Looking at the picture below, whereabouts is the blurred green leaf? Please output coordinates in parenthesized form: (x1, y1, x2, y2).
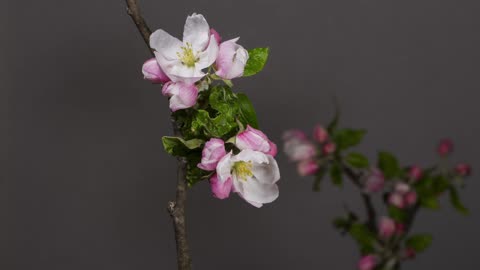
(332, 129, 367, 151)
(378, 151, 400, 179)
(346, 152, 370, 168)
(313, 167, 327, 191)
(449, 186, 469, 215)
(388, 206, 408, 222)
(406, 234, 433, 253)
(349, 223, 376, 254)
(243, 48, 269, 77)
(330, 162, 343, 187)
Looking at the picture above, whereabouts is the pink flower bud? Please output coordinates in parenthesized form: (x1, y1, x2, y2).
(364, 169, 385, 193)
(408, 165, 423, 181)
(395, 222, 406, 235)
(388, 192, 405, 208)
(437, 138, 453, 156)
(236, 125, 277, 156)
(297, 160, 319, 176)
(378, 216, 396, 238)
(215, 38, 249, 79)
(322, 142, 336, 155)
(455, 163, 472, 177)
(358, 255, 378, 270)
(142, 58, 170, 84)
(313, 125, 329, 143)
(162, 82, 199, 112)
(209, 173, 232, 199)
(197, 138, 227, 171)
(283, 129, 307, 141)
(404, 191, 417, 206)
(210, 28, 222, 45)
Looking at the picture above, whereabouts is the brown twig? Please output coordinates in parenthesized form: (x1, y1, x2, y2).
(125, 1, 192, 269)
(341, 163, 377, 231)
(126, 0, 154, 56)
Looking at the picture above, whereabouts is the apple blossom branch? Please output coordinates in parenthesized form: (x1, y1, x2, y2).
(125, 1, 192, 269)
(283, 123, 471, 270)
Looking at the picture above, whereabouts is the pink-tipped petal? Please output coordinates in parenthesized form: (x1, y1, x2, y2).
(161, 82, 198, 112)
(236, 125, 277, 155)
(210, 174, 232, 199)
(142, 58, 170, 83)
(198, 138, 227, 171)
(210, 28, 222, 44)
(267, 141, 278, 157)
(215, 38, 249, 79)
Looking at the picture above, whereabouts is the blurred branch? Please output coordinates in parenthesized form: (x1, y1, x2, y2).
(125, 1, 191, 269)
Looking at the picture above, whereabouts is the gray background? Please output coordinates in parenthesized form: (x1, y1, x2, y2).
(3, 0, 480, 269)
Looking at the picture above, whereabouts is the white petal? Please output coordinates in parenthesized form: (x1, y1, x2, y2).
(251, 155, 280, 184)
(167, 63, 205, 84)
(150, 29, 183, 60)
(233, 149, 269, 164)
(216, 152, 233, 183)
(196, 35, 219, 69)
(233, 177, 279, 206)
(183, 13, 210, 51)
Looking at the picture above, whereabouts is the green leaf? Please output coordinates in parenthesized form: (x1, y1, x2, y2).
(331, 129, 367, 151)
(378, 151, 400, 179)
(346, 152, 370, 168)
(349, 223, 376, 253)
(236, 93, 259, 129)
(388, 206, 408, 222)
(330, 162, 343, 187)
(162, 136, 204, 157)
(243, 47, 269, 77)
(333, 217, 349, 230)
(449, 186, 469, 215)
(185, 153, 212, 187)
(420, 195, 440, 209)
(405, 234, 433, 253)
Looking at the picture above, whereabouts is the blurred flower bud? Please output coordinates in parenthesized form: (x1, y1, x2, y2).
(408, 165, 423, 181)
(455, 163, 472, 177)
(378, 216, 396, 238)
(364, 168, 385, 193)
(404, 191, 417, 206)
(437, 138, 453, 156)
(388, 192, 405, 209)
(297, 159, 319, 176)
(322, 142, 336, 155)
(313, 125, 329, 143)
(358, 255, 378, 270)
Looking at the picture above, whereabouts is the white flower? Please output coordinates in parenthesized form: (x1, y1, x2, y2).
(216, 149, 280, 207)
(150, 13, 219, 84)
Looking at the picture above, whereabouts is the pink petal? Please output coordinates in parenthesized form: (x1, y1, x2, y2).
(142, 58, 170, 83)
(210, 174, 232, 199)
(161, 82, 198, 112)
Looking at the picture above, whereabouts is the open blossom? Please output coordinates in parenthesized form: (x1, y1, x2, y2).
(313, 125, 329, 143)
(216, 149, 280, 207)
(364, 168, 385, 193)
(236, 125, 277, 156)
(437, 138, 453, 156)
(150, 13, 219, 84)
(378, 216, 396, 238)
(209, 173, 232, 199)
(198, 138, 226, 171)
(216, 37, 249, 79)
(297, 159, 319, 176)
(455, 163, 472, 177)
(162, 81, 199, 111)
(142, 58, 170, 84)
(283, 131, 316, 161)
(358, 255, 378, 270)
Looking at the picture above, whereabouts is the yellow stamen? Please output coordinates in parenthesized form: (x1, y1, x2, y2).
(232, 161, 253, 181)
(176, 42, 198, 67)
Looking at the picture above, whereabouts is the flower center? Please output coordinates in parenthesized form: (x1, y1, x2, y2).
(177, 42, 198, 67)
(232, 161, 253, 181)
